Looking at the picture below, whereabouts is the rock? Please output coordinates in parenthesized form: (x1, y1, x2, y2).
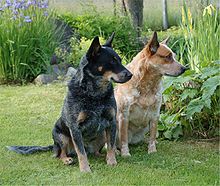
(34, 74, 57, 85)
(48, 63, 71, 76)
(64, 67, 77, 85)
(65, 67, 77, 78)
(51, 64, 61, 76)
(34, 66, 77, 85)
(57, 63, 71, 75)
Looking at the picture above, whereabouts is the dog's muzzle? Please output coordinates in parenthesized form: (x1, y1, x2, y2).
(165, 66, 187, 77)
(113, 70, 133, 83)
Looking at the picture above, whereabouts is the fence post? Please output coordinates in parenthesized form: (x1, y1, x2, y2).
(162, 0, 168, 30)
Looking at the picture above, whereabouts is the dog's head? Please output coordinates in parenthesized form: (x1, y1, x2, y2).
(143, 32, 186, 77)
(84, 33, 132, 83)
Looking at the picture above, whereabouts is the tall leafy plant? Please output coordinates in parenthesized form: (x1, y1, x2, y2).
(160, 3, 220, 139)
(181, 3, 219, 71)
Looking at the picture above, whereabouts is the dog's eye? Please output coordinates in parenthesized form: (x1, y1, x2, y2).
(166, 53, 172, 60)
(110, 60, 115, 64)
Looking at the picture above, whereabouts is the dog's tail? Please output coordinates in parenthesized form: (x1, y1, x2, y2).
(6, 145, 53, 155)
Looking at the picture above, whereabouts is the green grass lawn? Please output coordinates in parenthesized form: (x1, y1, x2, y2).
(0, 84, 219, 185)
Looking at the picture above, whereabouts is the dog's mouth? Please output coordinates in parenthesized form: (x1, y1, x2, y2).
(164, 72, 184, 77)
(111, 75, 132, 84)
(164, 73, 181, 77)
(164, 66, 187, 77)
(107, 70, 132, 84)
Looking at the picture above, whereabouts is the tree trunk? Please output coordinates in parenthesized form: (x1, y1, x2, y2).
(121, 0, 127, 15)
(124, 0, 143, 37)
(200, 0, 211, 6)
(218, 1, 220, 12)
(162, 0, 168, 30)
(113, 0, 117, 16)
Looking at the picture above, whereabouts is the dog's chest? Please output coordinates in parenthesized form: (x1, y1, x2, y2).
(80, 102, 114, 141)
(81, 118, 109, 142)
(129, 103, 154, 128)
(137, 94, 157, 108)
(128, 90, 162, 127)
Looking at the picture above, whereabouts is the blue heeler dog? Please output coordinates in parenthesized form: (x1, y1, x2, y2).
(7, 33, 132, 172)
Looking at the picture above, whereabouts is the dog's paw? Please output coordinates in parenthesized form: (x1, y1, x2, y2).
(148, 148, 157, 154)
(62, 157, 74, 165)
(121, 147, 131, 157)
(107, 157, 117, 166)
(79, 160, 91, 173)
(80, 166, 92, 173)
(121, 151, 131, 157)
(106, 151, 117, 166)
(148, 143, 157, 154)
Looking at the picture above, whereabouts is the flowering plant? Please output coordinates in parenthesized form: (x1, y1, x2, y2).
(0, 0, 49, 23)
(0, 0, 60, 83)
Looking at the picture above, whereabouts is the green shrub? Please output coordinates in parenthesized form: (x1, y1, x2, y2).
(55, 35, 129, 68)
(57, 36, 105, 67)
(0, 0, 60, 83)
(59, 12, 140, 61)
(160, 4, 220, 139)
(161, 63, 219, 139)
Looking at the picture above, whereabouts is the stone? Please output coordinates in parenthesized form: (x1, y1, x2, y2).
(64, 67, 77, 85)
(65, 67, 77, 78)
(34, 74, 57, 85)
(51, 64, 61, 76)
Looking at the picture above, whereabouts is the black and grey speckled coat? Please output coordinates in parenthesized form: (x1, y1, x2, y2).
(55, 55, 116, 154)
(7, 34, 132, 172)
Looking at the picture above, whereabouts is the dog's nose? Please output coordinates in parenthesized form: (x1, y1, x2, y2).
(181, 66, 187, 73)
(121, 70, 133, 79)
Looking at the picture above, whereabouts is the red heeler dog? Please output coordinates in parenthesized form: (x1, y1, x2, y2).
(115, 32, 186, 156)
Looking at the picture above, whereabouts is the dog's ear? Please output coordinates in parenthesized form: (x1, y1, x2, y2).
(161, 36, 170, 45)
(103, 32, 115, 47)
(86, 36, 101, 59)
(146, 31, 159, 55)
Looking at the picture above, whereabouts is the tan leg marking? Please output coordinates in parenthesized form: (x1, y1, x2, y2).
(70, 139, 91, 173)
(60, 148, 73, 165)
(77, 112, 87, 124)
(58, 134, 73, 165)
(98, 66, 103, 72)
(77, 152, 91, 172)
(106, 130, 117, 166)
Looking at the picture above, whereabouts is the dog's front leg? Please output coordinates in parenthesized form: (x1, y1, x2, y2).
(148, 120, 157, 154)
(105, 108, 117, 166)
(118, 112, 130, 157)
(69, 127, 91, 172)
(106, 123, 117, 166)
